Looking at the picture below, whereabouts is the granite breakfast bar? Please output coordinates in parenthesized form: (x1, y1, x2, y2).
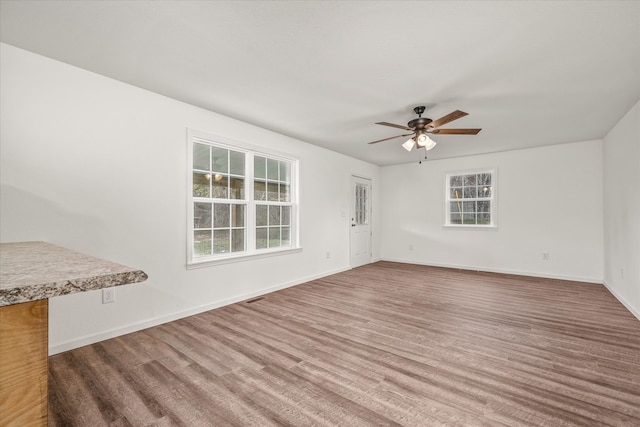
(0, 241, 148, 426)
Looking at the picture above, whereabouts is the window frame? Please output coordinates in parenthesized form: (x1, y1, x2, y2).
(443, 168, 498, 229)
(187, 129, 300, 268)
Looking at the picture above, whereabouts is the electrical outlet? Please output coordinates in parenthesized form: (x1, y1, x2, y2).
(542, 252, 550, 261)
(102, 287, 116, 304)
(326, 251, 331, 259)
(621, 267, 625, 279)
(409, 244, 414, 251)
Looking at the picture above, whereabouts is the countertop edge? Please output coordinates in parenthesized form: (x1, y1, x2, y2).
(0, 270, 148, 307)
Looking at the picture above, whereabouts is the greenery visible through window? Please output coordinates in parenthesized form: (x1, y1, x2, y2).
(189, 133, 297, 264)
(445, 170, 495, 226)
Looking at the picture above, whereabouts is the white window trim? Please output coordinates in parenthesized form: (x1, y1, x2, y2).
(187, 129, 300, 268)
(442, 167, 498, 230)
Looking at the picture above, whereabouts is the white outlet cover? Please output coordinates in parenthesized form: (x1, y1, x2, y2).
(102, 288, 115, 304)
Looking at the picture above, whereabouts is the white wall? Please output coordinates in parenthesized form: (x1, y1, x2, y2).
(380, 140, 604, 283)
(0, 43, 381, 354)
(603, 100, 640, 319)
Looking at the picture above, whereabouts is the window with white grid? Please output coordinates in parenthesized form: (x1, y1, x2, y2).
(445, 169, 496, 227)
(189, 132, 298, 265)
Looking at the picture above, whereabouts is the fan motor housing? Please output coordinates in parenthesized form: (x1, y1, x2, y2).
(407, 117, 433, 129)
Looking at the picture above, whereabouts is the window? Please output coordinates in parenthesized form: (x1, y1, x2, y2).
(354, 183, 368, 226)
(254, 156, 292, 249)
(445, 169, 496, 227)
(188, 131, 298, 265)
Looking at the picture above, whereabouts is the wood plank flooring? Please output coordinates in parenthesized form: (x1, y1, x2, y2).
(48, 262, 640, 426)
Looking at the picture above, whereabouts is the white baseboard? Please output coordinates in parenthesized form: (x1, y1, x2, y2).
(49, 265, 352, 355)
(602, 280, 640, 321)
(380, 258, 603, 284)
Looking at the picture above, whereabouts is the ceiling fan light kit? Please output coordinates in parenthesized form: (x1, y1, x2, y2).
(402, 132, 437, 152)
(369, 106, 481, 155)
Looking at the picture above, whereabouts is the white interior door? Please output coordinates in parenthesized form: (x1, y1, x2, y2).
(350, 176, 371, 268)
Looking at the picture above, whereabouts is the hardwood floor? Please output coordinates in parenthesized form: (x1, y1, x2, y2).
(48, 262, 640, 426)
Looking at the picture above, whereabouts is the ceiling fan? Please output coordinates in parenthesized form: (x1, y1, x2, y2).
(368, 106, 481, 151)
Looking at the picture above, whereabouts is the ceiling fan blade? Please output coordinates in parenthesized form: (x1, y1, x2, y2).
(375, 121, 413, 131)
(430, 128, 482, 135)
(428, 110, 468, 128)
(367, 133, 414, 144)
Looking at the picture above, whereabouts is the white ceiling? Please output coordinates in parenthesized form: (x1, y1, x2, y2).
(1, 1, 638, 166)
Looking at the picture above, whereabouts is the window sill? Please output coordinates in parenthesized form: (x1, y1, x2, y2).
(187, 247, 303, 269)
(441, 225, 498, 231)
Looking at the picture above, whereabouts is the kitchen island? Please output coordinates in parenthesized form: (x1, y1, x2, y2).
(0, 241, 147, 426)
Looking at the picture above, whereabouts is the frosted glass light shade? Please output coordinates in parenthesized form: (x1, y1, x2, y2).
(424, 137, 437, 150)
(402, 138, 415, 151)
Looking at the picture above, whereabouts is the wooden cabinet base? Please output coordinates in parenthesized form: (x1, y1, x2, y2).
(0, 300, 48, 426)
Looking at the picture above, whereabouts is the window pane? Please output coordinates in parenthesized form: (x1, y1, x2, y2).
(450, 201, 461, 214)
(450, 187, 463, 199)
(477, 201, 491, 213)
(450, 175, 463, 187)
(463, 187, 477, 198)
(229, 151, 245, 176)
(194, 203, 212, 228)
(256, 227, 268, 249)
(463, 201, 476, 213)
(193, 172, 211, 197)
(267, 182, 279, 201)
(254, 156, 266, 179)
(212, 147, 228, 173)
(282, 227, 290, 246)
(269, 205, 281, 225)
(478, 213, 491, 225)
(281, 206, 291, 225)
(269, 227, 281, 248)
(267, 158, 279, 180)
(193, 143, 210, 171)
(213, 230, 230, 254)
(212, 175, 229, 198)
(254, 180, 266, 201)
(463, 213, 477, 224)
(279, 183, 290, 202)
(355, 182, 368, 226)
(479, 186, 492, 198)
(230, 177, 245, 199)
(478, 173, 491, 186)
(231, 204, 245, 227)
(279, 162, 290, 183)
(450, 213, 462, 224)
(214, 203, 230, 228)
(194, 230, 212, 256)
(464, 174, 476, 186)
(232, 229, 245, 252)
(256, 205, 268, 226)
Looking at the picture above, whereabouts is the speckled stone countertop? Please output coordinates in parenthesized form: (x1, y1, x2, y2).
(0, 241, 148, 307)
